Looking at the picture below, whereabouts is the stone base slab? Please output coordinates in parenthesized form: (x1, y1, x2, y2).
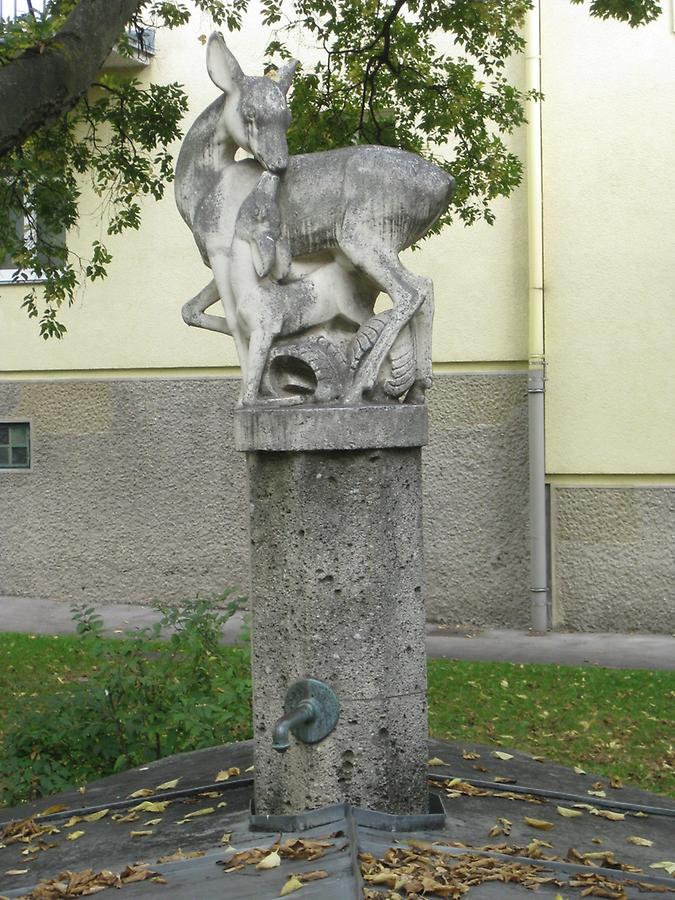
(234, 402, 427, 451)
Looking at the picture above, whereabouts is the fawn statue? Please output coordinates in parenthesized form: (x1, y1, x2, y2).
(175, 33, 455, 404)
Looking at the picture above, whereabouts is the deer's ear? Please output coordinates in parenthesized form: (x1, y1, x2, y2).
(207, 33, 244, 94)
(276, 59, 299, 96)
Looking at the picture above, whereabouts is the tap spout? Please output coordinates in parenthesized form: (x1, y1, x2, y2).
(272, 698, 319, 753)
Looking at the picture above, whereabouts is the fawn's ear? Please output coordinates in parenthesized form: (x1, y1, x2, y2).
(276, 59, 299, 96)
(207, 33, 244, 94)
(249, 232, 277, 279)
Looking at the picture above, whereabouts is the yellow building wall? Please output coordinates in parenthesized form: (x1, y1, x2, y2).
(0, 7, 528, 374)
(542, 1, 675, 474)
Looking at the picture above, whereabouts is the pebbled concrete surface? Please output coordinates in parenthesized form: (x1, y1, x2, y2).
(553, 487, 675, 633)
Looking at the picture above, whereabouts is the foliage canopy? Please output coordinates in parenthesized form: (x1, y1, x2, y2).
(0, 0, 660, 337)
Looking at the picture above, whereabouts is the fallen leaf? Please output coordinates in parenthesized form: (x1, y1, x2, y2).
(245, 765, 255, 772)
(5, 869, 29, 876)
(129, 800, 170, 813)
(588, 789, 607, 798)
(492, 751, 514, 761)
(298, 871, 328, 882)
(462, 750, 480, 760)
(130, 830, 153, 837)
(256, 850, 281, 869)
(573, 766, 587, 775)
(488, 817, 512, 837)
(157, 849, 205, 863)
(280, 876, 304, 895)
(627, 836, 653, 847)
(221, 832, 232, 844)
(557, 806, 583, 818)
(82, 809, 109, 822)
(427, 757, 448, 766)
(66, 830, 85, 841)
(155, 778, 180, 791)
(181, 807, 215, 819)
(112, 811, 139, 823)
(524, 817, 555, 830)
(494, 775, 517, 784)
(217, 802, 227, 809)
(591, 810, 625, 821)
(37, 804, 68, 817)
(215, 767, 240, 782)
(128, 788, 155, 798)
(650, 862, 675, 876)
(63, 816, 83, 828)
(143, 818, 163, 826)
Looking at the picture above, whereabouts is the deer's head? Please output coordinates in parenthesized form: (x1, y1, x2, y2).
(207, 33, 298, 173)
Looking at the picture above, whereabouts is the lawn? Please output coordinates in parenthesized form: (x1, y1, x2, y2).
(1, 632, 673, 806)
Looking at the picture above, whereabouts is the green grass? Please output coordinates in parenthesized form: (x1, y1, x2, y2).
(428, 659, 675, 797)
(0, 633, 140, 720)
(1, 634, 673, 802)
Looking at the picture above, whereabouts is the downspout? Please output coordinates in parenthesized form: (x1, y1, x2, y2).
(525, 0, 549, 632)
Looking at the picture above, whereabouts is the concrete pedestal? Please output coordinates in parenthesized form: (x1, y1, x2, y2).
(235, 404, 429, 815)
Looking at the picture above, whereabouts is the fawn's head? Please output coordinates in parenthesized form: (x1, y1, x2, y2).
(235, 171, 291, 279)
(207, 33, 298, 173)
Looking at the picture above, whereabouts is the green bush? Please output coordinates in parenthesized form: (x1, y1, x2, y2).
(0, 592, 252, 806)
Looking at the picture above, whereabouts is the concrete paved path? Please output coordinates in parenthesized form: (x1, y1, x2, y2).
(1, 595, 674, 670)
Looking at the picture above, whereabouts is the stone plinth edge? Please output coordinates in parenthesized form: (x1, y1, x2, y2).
(233, 403, 428, 451)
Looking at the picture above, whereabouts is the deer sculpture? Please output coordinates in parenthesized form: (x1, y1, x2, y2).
(231, 170, 420, 404)
(175, 33, 455, 403)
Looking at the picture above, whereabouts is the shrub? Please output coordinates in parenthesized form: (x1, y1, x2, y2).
(0, 591, 252, 806)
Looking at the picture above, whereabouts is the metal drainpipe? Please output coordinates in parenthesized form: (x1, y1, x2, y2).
(526, 0, 549, 633)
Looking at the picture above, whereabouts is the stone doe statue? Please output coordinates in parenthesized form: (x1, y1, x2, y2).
(175, 33, 455, 405)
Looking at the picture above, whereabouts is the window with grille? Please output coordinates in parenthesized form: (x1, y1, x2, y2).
(0, 422, 31, 469)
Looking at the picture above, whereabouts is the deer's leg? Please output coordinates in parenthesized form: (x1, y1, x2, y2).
(411, 275, 434, 389)
(210, 254, 250, 384)
(340, 244, 431, 402)
(241, 327, 274, 405)
(182, 279, 232, 335)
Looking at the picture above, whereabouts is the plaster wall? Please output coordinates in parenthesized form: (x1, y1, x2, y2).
(541, 1, 675, 474)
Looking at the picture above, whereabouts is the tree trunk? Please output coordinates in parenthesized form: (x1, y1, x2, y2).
(0, 0, 142, 156)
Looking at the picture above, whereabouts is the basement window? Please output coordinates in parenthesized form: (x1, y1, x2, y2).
(0, 422, 31, 469)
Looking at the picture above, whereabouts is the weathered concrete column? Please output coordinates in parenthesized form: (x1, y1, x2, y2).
(235, 403, 429, 816)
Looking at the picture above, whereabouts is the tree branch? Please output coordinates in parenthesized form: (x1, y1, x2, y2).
(0, 0, 142, 157)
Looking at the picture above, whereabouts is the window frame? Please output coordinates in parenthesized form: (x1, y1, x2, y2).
(0, 419, 33, 472)
(0, 202, 63, 285)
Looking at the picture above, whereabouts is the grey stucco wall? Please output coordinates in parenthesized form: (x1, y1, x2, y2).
(553, 487, 675, 633)
(0, 379, 249, 607)
(423, 374, 530, 627)
(0, 374, 529, 623)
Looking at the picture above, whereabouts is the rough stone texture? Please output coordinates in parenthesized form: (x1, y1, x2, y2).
(234, 402, 427, 451)
(247, 447, 428, 815)
(0, 373, 529, 625)
(422, 373, 530, 627)
(553, 487, 675, 633)
(0, 378, 248, 606)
